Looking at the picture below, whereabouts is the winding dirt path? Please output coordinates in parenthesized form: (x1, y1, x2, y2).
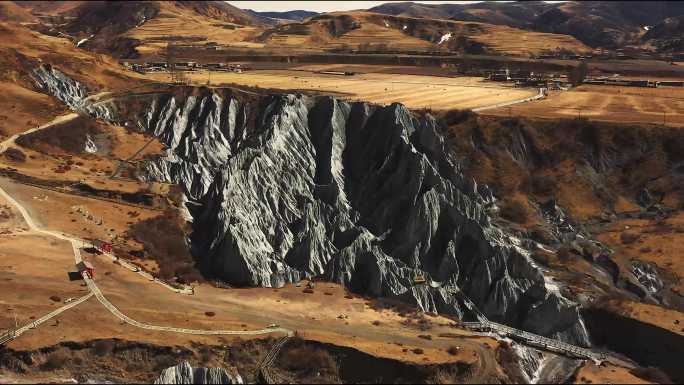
(0, 175, 293, 342)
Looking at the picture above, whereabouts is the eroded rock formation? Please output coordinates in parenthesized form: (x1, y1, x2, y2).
(155, 361, 243, 384)
(33, 68, 592, 347)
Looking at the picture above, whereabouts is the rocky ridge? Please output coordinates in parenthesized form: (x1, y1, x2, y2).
(32, 66, 592, 348)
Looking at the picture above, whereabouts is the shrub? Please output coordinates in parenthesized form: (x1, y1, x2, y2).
(418, 334, 432, 340)
(205, 311, 215, 317)
(93, 340, 114, 357)
(412, 348, 424, 354)
(128, 209, 200, 282)
(629, 366, 673, 384)
(531, 250, 552, 266)
(500, 200, 529, 224)
(556, 247, 576, 263)
(41, 350, 69, 370)
(198, 346, 213, 363)
(49, 295, 61, 302)
(430, 367, 463, 384)
(281, 345, 338, 375)
(372, 320, 381, 326)
(3, 148, 26, 163)
(439, 109, 476, 126)
(620, 232, 640, 244)
(447, 346, 460, 356)
(531, 175, 556, 196)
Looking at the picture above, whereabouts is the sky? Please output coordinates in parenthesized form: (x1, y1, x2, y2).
(227, 1, 482, 13)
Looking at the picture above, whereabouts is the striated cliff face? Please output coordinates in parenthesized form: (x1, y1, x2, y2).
(32, 64, 88, 109)
(155, 361, 243, 384)
(33, 68, 591, 347)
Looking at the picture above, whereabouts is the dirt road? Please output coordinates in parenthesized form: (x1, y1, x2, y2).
(0, 183, 293, 339)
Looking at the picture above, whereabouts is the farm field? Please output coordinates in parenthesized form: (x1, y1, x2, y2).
(145, 70, 536, 111)
(485, 84, 684, 126)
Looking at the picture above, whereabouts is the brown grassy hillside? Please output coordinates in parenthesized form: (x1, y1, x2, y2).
(0, 22, 144, 137)
(256, 11, 591, 56)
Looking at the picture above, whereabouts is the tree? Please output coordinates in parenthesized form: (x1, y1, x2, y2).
(568, 61, 588, 86)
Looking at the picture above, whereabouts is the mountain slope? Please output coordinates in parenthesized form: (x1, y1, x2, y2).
(13, 1, 86, 16)
(23, 1, 266, 58)
(642, 16, 684, 53)
(370, 1, 684, 49)
(256, 11, 590, 56)
(0, 1, 38, 22)
(369, 1, 548, 27)
(0, 21, 142, 138)
(173, 0, 268, 26)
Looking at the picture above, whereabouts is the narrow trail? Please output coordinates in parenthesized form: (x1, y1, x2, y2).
(0, 113, 79, 154)
(14, 293, 94, 336)
(0, 90, 292, 346)
(0, 183, 293, 342)
(0, 92, 112, 154)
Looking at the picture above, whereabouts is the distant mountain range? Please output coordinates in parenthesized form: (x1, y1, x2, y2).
(7, 0, 683, 59)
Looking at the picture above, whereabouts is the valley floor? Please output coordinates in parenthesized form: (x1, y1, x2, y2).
(143, 68, 537, 111)
(139, 63, 684, 127)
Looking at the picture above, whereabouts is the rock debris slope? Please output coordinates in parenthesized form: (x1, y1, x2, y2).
(32, 67, 591, 347)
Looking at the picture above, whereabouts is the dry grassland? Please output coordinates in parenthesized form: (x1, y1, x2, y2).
(0, 181, 493, 367)
(600, 299, 684, 337)
(147, 70, 536, 110)
(574, 363, 651, 385)
(259, 11, 590, 57)
(468, 24, 591, 56)
(485, 85, 684, 126)
(125, 2, 263, 55)
(0, 82, 67, 139)
(596, 212, 684, 293)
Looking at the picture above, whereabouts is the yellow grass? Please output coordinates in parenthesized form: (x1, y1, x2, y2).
(258, 11, 590, 56)
(124, 2, 262, 55)
(603, 299, 684, 337)
(574, 363, 651, 385)
(146, 70, 536, 111)
(485, 85, 684, 126)
(596, 212, 684, 293)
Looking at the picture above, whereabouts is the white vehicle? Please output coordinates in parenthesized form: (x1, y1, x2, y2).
(267, 323, 279, 328)
(63, 298, 75, 304)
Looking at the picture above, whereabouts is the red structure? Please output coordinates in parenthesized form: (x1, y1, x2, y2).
(100, 243, 113, 253)
(76, 261, 95, 279)
(92, 240, 113, 253)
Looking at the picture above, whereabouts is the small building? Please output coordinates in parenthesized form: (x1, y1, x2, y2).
(205, 63, 226, 70)
(657, 81, 684, 87)
(146, 62, 167, 68)
(489, 73, 510, 81)
(92, 240, 113, 253)
(76, 261, 95, 279)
